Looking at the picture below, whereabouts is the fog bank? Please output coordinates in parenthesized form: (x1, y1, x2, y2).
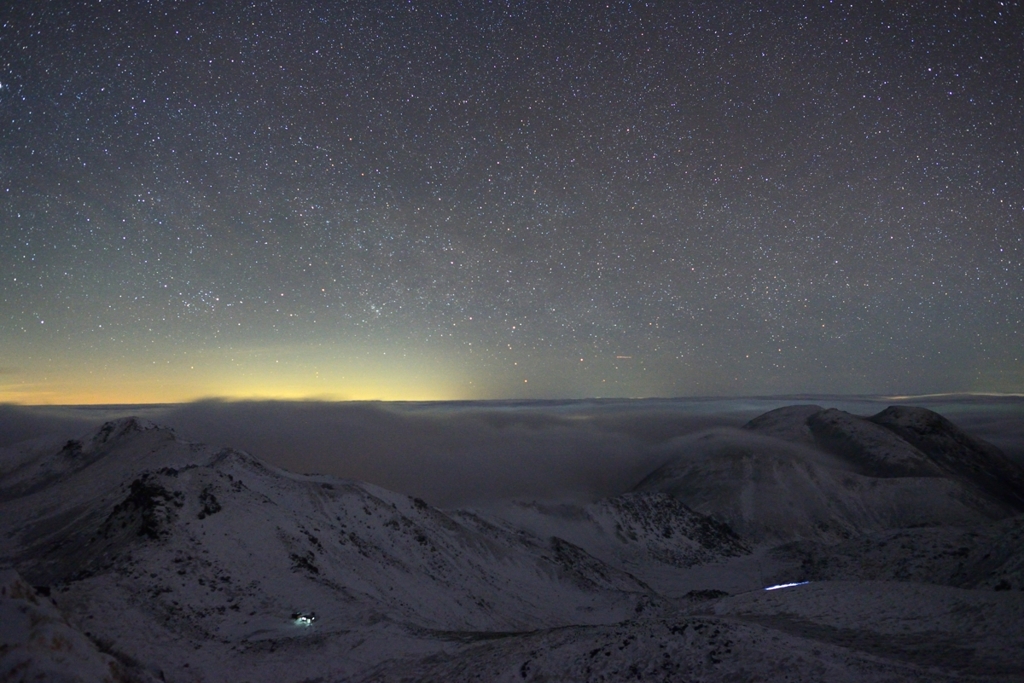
(3, 396, 1022, 506)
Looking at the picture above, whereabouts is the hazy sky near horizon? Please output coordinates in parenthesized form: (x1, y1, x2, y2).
(2, 1, 1022, 403)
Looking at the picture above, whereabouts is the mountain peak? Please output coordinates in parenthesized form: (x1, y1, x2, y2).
(742, 404, 823, 445)
(870, 405, 1024, 510)
(87, 417, 162, 449)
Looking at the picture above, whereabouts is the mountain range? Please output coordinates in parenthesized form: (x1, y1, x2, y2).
(2, 404, 1023, 681)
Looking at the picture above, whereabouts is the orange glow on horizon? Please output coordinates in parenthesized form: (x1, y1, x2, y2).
(0, 345, 478, 405)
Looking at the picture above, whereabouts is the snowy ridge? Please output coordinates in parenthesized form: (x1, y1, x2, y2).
(0, 418, 659, 680)
(0, 418, 164, 502)
(633, 427, 1003, 543)
(869, 406, 1024, 509)
(805, 407, 944, 477)
(468, 492, 749, 596)
(1, 419, 653, 629)
(2, 407, 1024, 681)
(628, 405, 1024, 543)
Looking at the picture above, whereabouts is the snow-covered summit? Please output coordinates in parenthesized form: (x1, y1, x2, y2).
(741, 404, 823, 445)
(636, 405, 1024, 543)
(870, 405, 1024, 509)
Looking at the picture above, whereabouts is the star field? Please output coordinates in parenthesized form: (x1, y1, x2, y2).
(1, 1, 1022, 402)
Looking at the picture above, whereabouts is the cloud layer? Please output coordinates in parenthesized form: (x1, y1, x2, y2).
(156, 400, 745, 506)
(3, 397, 1022, 506)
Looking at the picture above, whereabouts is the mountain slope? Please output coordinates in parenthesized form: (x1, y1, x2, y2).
(769, 514, 1024, 591)
(747, 405, 1024, 508)
(467, 492, 750, 596)
(0, 568, 159, 683)
(0, 418, 660, 681)
(372, 581, 1024, 682)
(869, 406, 1024, 509)
(633, 427, 1004, 543)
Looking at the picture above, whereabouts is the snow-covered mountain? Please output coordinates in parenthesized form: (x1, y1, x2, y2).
(371, 581, 1024, 682)
(2, 406, 1023, 682)
(634, 405, 1024, 543)
(464, 492, 750, 597)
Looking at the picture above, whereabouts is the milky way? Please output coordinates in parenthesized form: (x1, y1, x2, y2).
(1, 1, 1021, 402)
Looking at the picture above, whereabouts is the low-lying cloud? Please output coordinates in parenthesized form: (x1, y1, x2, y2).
(3, 397, 1022, 506)
(156, 400, 745, 506)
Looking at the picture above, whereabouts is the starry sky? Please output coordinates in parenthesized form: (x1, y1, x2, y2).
(1, 0, 1022, 404)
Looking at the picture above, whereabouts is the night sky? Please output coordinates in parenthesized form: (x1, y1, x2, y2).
(2, 1, 1022, 404)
